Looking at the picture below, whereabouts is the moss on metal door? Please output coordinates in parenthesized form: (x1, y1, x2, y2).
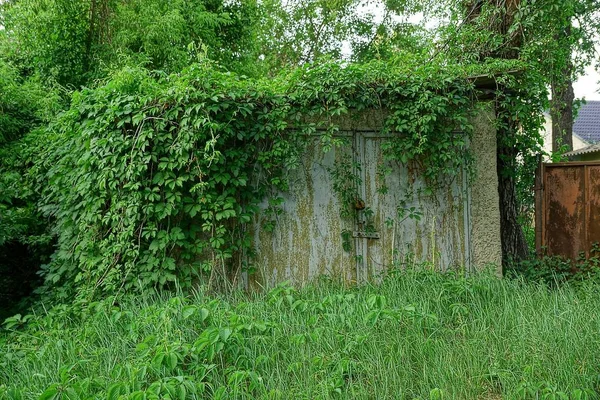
(251, 131, 471, 287)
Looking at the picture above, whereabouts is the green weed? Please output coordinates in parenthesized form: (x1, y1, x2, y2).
(2, 271, 600, 399)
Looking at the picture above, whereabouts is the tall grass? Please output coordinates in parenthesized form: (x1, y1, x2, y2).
(2, 269, 600, 399)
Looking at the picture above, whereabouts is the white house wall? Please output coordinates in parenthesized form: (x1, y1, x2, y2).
(542, 114, 589, 159)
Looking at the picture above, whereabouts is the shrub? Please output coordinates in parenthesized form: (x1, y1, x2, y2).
(0, 60, 62, 318)
(506, 243, 600, 286)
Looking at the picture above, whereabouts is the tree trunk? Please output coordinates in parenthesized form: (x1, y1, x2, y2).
(83, 0, 97, 75)
(497, 116, 530, 263)
(490, 0, 530, 265)
(551, 78, 575, 154)
(550, 46, 575, 154)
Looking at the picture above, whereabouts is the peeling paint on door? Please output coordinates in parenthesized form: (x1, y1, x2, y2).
(251, 131, 470, 287)
(249, 106, 501, 288)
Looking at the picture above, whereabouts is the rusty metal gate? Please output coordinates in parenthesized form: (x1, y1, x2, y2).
(535, 161, 600, 260)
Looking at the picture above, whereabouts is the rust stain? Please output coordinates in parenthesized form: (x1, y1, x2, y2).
(541, 163, 600, 261)
(588, 167, 600, 246)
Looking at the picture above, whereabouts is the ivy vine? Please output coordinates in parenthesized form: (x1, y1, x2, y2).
(36, 58, 527, 300)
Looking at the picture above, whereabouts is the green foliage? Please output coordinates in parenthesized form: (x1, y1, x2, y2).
(1, 0, 583, 305)
(106, 0, 260, 75)
(411, 0, 599, 257)
(0, 0, 93, 87)
(3, 271, 600, 398)
(1, 0, 574, 296)
(493, 70, 548, 217)
(0, 130, 54, 319)
(516, 0, 600, 80)
(0, 60, 62, 318)
(38, 64, 292, 298)
(0, 0, 261, 87)
(0, 60, 60, 144)
(255, 0, 379, 71)
(249, 0, 441, 74)
(36, 59, 516, 299)
(507, 243, 600, 287)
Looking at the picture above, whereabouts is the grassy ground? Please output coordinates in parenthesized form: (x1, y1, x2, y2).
(1, 269, 600, 399)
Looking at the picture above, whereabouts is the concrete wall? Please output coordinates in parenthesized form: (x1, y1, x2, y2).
(469, 104, 503, 274)
(250, 106, 503, 287)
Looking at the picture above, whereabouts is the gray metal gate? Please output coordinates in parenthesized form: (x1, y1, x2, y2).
(252, 130, 472, 286)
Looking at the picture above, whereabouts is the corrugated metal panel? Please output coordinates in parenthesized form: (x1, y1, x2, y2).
(563, 143, 600, 158)
(588, 167, 600, 247)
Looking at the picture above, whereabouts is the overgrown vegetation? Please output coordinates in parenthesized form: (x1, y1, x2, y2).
(0, 0, 600, 400)
(3, 270, 600, 399)
(508, 243, 600, 286)
(34, 59, 530, 301)
(1, 4, 600, 396)
(1, 0, 597, 307)
(0, 60, 62, 319)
